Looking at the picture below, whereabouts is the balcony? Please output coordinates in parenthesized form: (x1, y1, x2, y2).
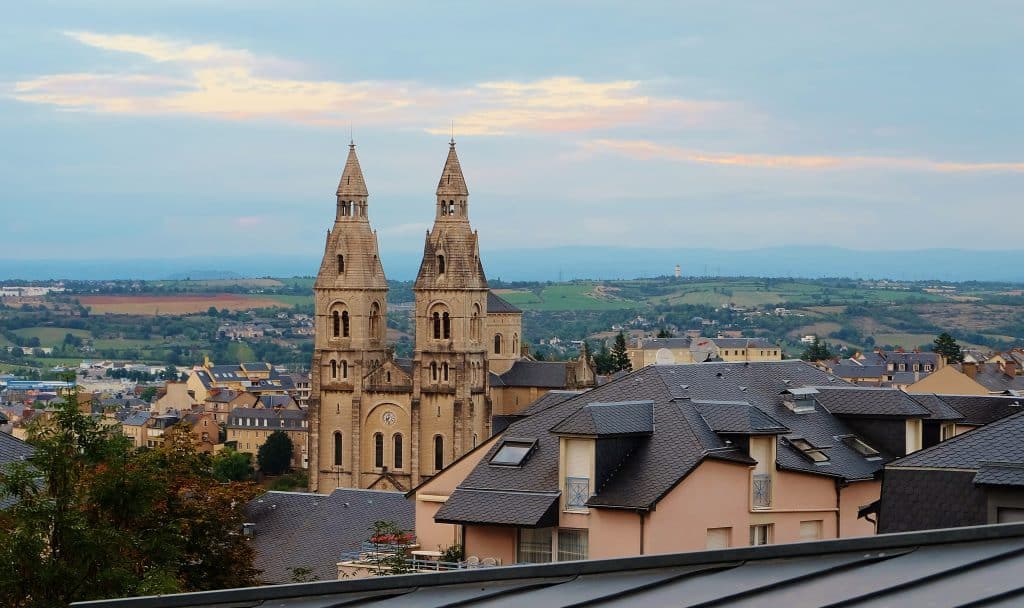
(752, 473, 772, 509)
(565, 476, 590, 510)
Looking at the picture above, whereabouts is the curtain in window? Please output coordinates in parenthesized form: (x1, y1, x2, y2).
(557, 529, 588, 561)
(517, 527, 552, 564)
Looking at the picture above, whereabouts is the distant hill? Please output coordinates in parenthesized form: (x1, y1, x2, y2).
(2, 246, 1022, 282)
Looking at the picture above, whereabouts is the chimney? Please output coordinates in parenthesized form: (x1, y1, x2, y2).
(963, 361, 978, 380)
(1004, 361, 1019, 378)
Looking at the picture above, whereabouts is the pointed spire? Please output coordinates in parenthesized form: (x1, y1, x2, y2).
(336, 142, 368, 197)
(436, 140, 469, 196)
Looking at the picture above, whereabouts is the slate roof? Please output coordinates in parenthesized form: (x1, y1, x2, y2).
(906, 393, 966, 421)
(974, 462, 1024, 487)
(550, 401, 654, 437)
(891, 409, 1024, 470)
(438, 361, 887, 523)
(71, 523, 1024, 608)
(244, 489, 413, 584)
(969, 363, 1024, 393)
(518, 390, 586, 417)
(486, 291, 521, 314)
(227, 407, 307, 430)
(910, 394, 1023, 425)
(634, 337, 691, 350)
(435, 489, 559, 527)
(205, 389, 240, 403)
(694, 400, 789, 434)
(712, 337, 773, 349)
(812, 386, 932, 418)
(829, 362, 887, 379)
(122, 411, 152, 426)
(259, 394, 296, 409)
(495, 360, 568, 388)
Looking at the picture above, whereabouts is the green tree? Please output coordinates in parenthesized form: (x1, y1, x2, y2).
(593, 340, 614, 375)
(611, 331, 632, 372)
(656, 327, 674, 338)
(140, 386, 159, 402)
(933, 332, 964, 363)
(257, 430, 294, 475)
(212, 448, 253, 482)
(800, 336, 833, 362)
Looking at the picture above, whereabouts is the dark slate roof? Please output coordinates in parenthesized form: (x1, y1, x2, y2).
(259, 394, 295, 408)
(486, 291, 521, 314)
(634, 337, 691, 350)
(829, 362, 886, 379)
(496, 360, 567, 388)
(967, 363, 1024, 393)
(434, 489, 558, 527)
(71, 523, 1024, 608)
(550, 401, 654, 437)
(906, 393, 966, 421)
(694, 400, 789, 434)
(518, 390, 586, 417)
(891, 409, 1024, 470)
(206, 389, 240, 403)
(122, 411, 152, 426)
(227, 407, 307, 430)
(974, 462, 1024, 487)
(439, 361, 885, 523)
(0, 432, 33, 465)
(812, 386, 931, 418)
(244, 489, 413, 585)
(933, 394, 1024, 425)
(712, 337, 773, 349)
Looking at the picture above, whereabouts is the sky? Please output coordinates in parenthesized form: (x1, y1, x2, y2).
(2, 1, 1023, 262)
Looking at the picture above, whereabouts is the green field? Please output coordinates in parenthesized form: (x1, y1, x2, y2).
(497, 284, 637, 311)
(13, 327, 91, 346)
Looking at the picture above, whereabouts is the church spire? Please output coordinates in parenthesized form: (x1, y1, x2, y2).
(436, 140, 469, 197)
(336, 143, 369, 221)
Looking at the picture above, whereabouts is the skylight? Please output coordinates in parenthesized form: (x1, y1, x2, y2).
(490, 440, 536, 466)
(789, 438, 829, 463)
(841, 435, 880, 458)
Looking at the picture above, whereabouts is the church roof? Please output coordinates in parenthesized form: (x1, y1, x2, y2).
(487, 291, 521, 313)
(436, 140, 468, 196)
(336, 144, 368, 197)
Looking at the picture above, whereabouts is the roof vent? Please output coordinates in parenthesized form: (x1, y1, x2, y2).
(716, 372, 723, 378)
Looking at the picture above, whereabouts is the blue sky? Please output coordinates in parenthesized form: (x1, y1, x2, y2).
(2, 1, 1022, 260)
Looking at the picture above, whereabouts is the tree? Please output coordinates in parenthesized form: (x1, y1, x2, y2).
(0, 377, 260, 606)
(800, 336, 832, 362)
(592, 341, 614, 375)
(611, 331, 632, 372)
(257, 430, 294, 475)
(140, 386, 159, 402)
(212, 448, 253, 482)
(656, 327, 674, 338)
(367, 520, 414, 575)
(933, 332, 964, 364)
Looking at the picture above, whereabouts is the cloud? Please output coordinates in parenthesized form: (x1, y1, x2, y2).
(584, 139, 1024, 173)
(11, 32, 735, 135)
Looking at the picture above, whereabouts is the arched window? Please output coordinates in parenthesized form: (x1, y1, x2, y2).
(442, 312, 451, 339)
(341, 311, 350, 337)
(440, 203, 447, 216)
(434, 435, 444, 471)
(374, 433, 384, 468)
(337, 254, 345, 273)
(330, 360, 337, 379)
(332, 310, 340, 337)
(513, 333, 519, 355)
(442, 362, 449, 381)
(433, 312, 441, 339)
(341, 360, 348, 379)
(430, 361, 438, 381)
(437, 254, 446, 274)
(494, 334, 502, 354)
(393, 434, 403, 469)
(333, 432, 343, 466)
(448, 200, 455, 215)
(471, 304, 481, 342)
(369, 302, 380, 341)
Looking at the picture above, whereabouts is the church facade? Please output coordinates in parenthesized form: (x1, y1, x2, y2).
(308, 141, 529, 492)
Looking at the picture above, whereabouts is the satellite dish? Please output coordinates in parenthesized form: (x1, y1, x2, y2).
(655, 348, 675, 365)
(691, 338, 718, 363)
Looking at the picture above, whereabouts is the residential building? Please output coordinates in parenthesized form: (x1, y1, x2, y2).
(488, 357, 595, 417)
(202, 389, 258, 425)
(121, 410, 152, 448)
(244, 488, 413, 584)
(151, 381, 198, 415)
(413, 360, 928, 565)
(627, 336, 781, 369)
(186, 359, 296, 403)
(142, 414, 181, 449)
(180, 411, 219, 453)
(310, 142, 546, 493)
(827, 349, 942, 389)
(227, 407, 308, 470)
(907, 365, 990, 395)
(879, 410, 1024, 532)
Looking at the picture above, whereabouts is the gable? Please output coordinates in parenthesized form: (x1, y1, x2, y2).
(908, 366, 989, 396)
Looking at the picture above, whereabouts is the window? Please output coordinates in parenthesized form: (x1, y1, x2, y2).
(490, 440, 535, 466)
(369, 303, 380, 340)
(517, 528, 552, 564)
(905, 418, 923, 454)
(442, 312, 451, 339)
(333, 432, 343, 466)
(513, 333, 518, 354)
(437, 254, 446, 274)
(374, 433, 384, 468)
(494, 334, 503, 354)
(341, 311, 350, 337)
(841, 435, 880, 458)
(332, 311, 340, 337)
(442, 362, 449, 381)
(434, 435, 444, 470)
(940, 423, 956, 441)
(330, 360, 337, 379)
(750, 524, 773, 546)
(788, 437, 829, 463)
(557, 529, 588, 561)
(393, 434, 403, 469)
(433, 312, 441, 339)
(337, 254, 345, 273)
(342, 360, 348, 379)
(706, 527, 732, 549)
(799, 520, 823, 541)
(430, 362, 438, 381)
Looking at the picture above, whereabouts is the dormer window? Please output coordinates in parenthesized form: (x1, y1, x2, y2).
(787, 437, 829, 463)
(841, 435, 880, 459)
(490, 439, 536, 466)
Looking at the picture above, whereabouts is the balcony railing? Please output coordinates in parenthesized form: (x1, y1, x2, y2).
(565, 476, 590, 509)
(752, 473, 772, 508)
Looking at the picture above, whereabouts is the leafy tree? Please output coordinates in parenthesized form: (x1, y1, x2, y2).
(257, 430, 293, 475)
(656, 327, 674, 338)
(140, 386, 159, 402)
(212, 447, 253, 482)
(933, 332, 964, 363)
(800, 336, 833, 362)
(592, 341, 614, 375)
(611, 331, 632, 372)
(0, 377, 260, 607)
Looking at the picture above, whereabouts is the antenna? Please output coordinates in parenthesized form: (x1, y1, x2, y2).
(349, 123, 354, 146)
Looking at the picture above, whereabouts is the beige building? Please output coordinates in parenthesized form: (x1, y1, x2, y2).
(226, 407, 308, 470)
(309, 141, 532, 493)
(186, 359, 296, 403)
(151, 381, 198, 415)
(628, 336, 781, 370)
